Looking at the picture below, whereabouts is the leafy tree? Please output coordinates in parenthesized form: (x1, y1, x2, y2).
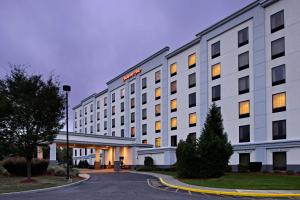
(197, 103, 233, 178)
(0, 66, 65, 180)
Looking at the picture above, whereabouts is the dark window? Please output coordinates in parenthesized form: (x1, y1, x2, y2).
(104, 97, 107, 106)
(155, 71, 161, 83)
(272, 65, 285, 86)
(188, 132, 196, 142)
(112, 93, 115, 103)
(171, 135, 177, 147)
(112, 106, 115, 115)
(142, 77, 147, 89)
(239, 125, 250, 143)
(271, 37, 285, 59)
(142, 93, 147, 105)
(90, 104, 93, 112)
(104, 109, 107, 118)
(239, 153, 250, 166)
(121, 102, 124, 112)
(131, 112, 135, 123)
(112, 131, 115, 136)
(121, 116, 124, 126)
(131, 98, 135, 108)
(212, 85, 221, 101)
(273, 152, 286, 170)
(238, 51, 249, 71)
(239, 76, 249, 94)
(112, 118, 115, 128)
(97, 123, 100, 132)
(104, 121, 107, 130)
(90, 125, 93, 133)
(85, 148, 87, 155)
(272, 120, 286, 140)
(142, 108, 147, 120)
(211, 41, 220, 59)
(189, 92, 196, 108)
(131, 83, 135, 94)
(238, 27, 249, 47)
(142, 124, 147, 135)
(170, 81, 177, 94)
(188, 73, 196, 88)
(121, 129, 124, 137)
(271, 10, 284, 33)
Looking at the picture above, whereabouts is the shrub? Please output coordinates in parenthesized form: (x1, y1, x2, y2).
(238, 164, 249, 173)
(77, 160, 89, 168)
(287, 170, 295, 175)
(2, 157, 49, 176)
(54, 167, 66, 176)
(47, 166, 57, 175)
(144, 157, 154, 168)
(249, 162, 262, 172)
(70, 168, 79, 177)
(0, 165, 9, 176)
(225, 165, 232, 172)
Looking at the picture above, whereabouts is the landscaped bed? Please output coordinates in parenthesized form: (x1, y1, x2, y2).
(152, 171, 300, 190)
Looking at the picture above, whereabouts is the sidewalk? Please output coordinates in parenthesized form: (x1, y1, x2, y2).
(131, 171, 300, 197)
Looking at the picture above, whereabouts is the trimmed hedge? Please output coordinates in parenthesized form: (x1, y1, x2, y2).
(77, 160, 89, 168)
(249, 162, 262, 172)
(2, 157, 49, 176)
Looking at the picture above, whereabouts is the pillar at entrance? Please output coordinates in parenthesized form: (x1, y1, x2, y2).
(37, 146, 43, 159)
(95, 147, 101, 169)
(114, 146, 120, 172)
(49, 143, 57, 165)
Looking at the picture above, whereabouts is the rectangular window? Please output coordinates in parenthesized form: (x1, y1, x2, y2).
(155, 70, 161, 83)
(272, 92, 286, 112)
(188, 53, 196, 68)
(120, 88, 125, 99)
(97, 112, 100, 120)
(239, 153, 250, 166)
(121, 115, 124, 126)
(171, 135, 177, 147)
(272, 65, 285, 86)
(238, 51, 249, 71)
(104, 97, 107, 106)
(188, 73, 196, 88)
(211, 41, 220, 59)
(273, 120, 286, 140)
(84, 117, 87, 125)
(131, 127, 135, 137)
(97, 101, 100, 109)
(212, 85, 221, 101)
(155, 104, 161, 116)
(239, 100, 250, 118)
(112, 118, 115, 128)
(90, 115, 93, 123)
(80, 110, 82, 117)
(155, 137, 161, 148)
(170, 63, 177, 77)
(131, 112, 135, 123)
(273, 152, 286, 171)
(131, 98, 135, 109)
(85, 107, 87, 115)
(142, 93, 147, 105)
(112, 93, 115, 103)
(155, 87, 161, 100)
(75, 121, 77, 128)
(171, 117, 177, 130)
(142, 108, 147, 120)
(121, 102, 124, 112)
(112, 106, 115, 115)
(80, 119, 82, 127)
(75, 112, 77, 119)
(170, 81, 177, 94)
(238, 27, 249, 47)
(170, 99, 177, 112)
(131, 83, 135, 94)
(239, 125, 250, 143)
(239, 76, 249, 94)
(155, 121, 161, 133)
(121, 129, 124, 137)
(104, 121, 107, 130)
(212, 63, 221, 80)
(142, 139, 147, 144)
(142, 124, 147, 135)
(97, 123, 100, 132)
(271, 37, 285, 59)
(142, 77, 147, 89)
(104, 109, 107, 118)
(90, 104, 93, 112)
(85, 127, 87, 134)
(189, 92, 196, 107)
(271, 10, 284, 33)
(189, 112, 197, 127)
(112, 131, 115, 136)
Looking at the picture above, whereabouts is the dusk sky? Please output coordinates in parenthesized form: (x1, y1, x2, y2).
(0, 0, 254, 129)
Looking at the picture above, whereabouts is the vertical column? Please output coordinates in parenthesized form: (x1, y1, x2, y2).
(124, 82, 130, 138)
(135, 76, 141, 143)
(114, 146, 120, 171)
(37, 146, 43, 159)
(94, 147, 101, 169)
(161, 56, 169, 147)
(49, 143, 57, 165)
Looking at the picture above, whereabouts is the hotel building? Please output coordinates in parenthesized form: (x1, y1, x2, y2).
(71, 0, 300, 171)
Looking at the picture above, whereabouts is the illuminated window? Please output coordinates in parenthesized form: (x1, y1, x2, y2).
(155, 71, 161, 83)
(189, 112, 197, 127)
(239, 100, 250, 118)
(170, 99, 177, 112)
(170, 81, 177, 94)
(155, 104, 161, 116)
(170, 63, 177, 77)
(142, 139, 148, 144)
(120, 88, 125, 99)
(171, 117, 177, 130)
(188, 53, 196, 68)
(131, 127, 135, 137)
(155, 87, 161, 100)
(155, 121, 161, 133)
(212, 63, 221, 80)
(155, 137, 161, 148)
(272, 92, 286, 112)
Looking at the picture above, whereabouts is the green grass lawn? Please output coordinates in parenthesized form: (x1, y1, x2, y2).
(151, 171, 300, 190)
(0, 175, 81, 194)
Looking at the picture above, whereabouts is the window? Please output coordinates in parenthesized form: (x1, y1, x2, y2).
(238, 51, 249, 71)
(155, 71, 161, 83)
(131, 83, 135, 94)
(273, 120, 286, 140)
(131, 127, 135, 137)
(97, 101, 100, 109)
(238, 27, 249, 47)
(79, 149, 82, 156)
(239, 125, 250, 143)
(171, 135, 177, 147)
(121, 102, 124, 112)
(104, 109, 107, 118)
(90, 104, 93, 112)
(112, 93, 115, 103)
(80, 119, 82, 127)
(239, 76, 249, 94)
(131, 112, 135, 123)
(90, 115, 93, 123)
(131, 98, 135, 108)
(155, 121, 161, 133)
(97, 112, 100, 120)
(85, 107, 87, 115)
(188, 73, 196, 88)
(272, 92, 286, 112)
(170, 99, 177, 112)
(188, 53, 196, 68)
(112, 118, 115, 128)
(211, 41, 220, 59)
(74, 150, 77, 157)
(112, 131, 115, 136)
(171, 117, 177, 130)
(170, 81, 177, 94)
(271, 10, 284, 33)
(170, 63, 177, 77)
(75, 121, 77, 128)
(189, 92, 196, 107)
(104, 97, 107, 106)
(121, 129, 124, 137)
(85, 127, 87, 133)
(188, 132, 196, 141)
(273, 152, 286, 170)
(85, 148, 87, 155)
(142, 108, 147, 120)
(120, 88, 125, 99)
(272, 65, 285, 86)
(155, 87, 161, 100)
(155, 104, 161, 116)
(104, 121, 107, 130)
(142, 93, 147, 105)
(212, 85, 221, 101)
(80, 110, 82, 117)
(91, 148, 94, 154)
(142, 77, 147, 89)
(97, 123, 100, 132)
(142, 139, 147, 144)
(155, 137, 161, 148)
(75, 112, 77, 119)
(239, 153, 250, 166)
(121, 115, 124, 126)
(189, 112, 197, 127)
(84, 117, 87, 125)
(271, 37, 285, 59)
(212, 63, 221, 80)
(239, 100, 250, 118)
(112, 106, 115, 115)
(142, 124, 147, 135)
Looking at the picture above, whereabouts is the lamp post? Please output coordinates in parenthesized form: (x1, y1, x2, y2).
(63, 85, 71, 180)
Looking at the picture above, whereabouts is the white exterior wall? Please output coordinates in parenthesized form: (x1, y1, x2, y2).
(95, 92, 108, 135)
(111, 86, 125, 137)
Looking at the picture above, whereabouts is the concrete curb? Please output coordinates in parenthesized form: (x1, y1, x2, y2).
(0, 174, 90, 196)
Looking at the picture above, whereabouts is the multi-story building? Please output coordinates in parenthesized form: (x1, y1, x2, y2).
(72, 0, 300, 171)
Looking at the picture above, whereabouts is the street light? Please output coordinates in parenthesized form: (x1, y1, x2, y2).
(63, 85, 71, 180)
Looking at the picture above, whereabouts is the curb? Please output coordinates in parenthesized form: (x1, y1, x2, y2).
(0, 174, 90, 196)
(159, 177, 300, 198)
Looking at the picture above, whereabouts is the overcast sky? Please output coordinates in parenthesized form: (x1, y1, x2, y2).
(0, 0, 254, 130)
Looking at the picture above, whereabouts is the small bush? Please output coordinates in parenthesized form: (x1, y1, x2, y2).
(47, 166, 57, 175)
(54, 167, 66, 176)
(287, 170, 295, 175)
(0, 165, 9, 176)
(77, 160, 89, 168)
(144, 157, 154, 168)
(70, 168, 79, 177)
(238, 164, 249, 173)
(249, 162, 262, 172)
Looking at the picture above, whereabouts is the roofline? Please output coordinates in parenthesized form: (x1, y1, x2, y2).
(166, 37, 200, 59)
(72, 93, 96, 110)
(95, 88, 108, 98)
(106, 46, 170, 85)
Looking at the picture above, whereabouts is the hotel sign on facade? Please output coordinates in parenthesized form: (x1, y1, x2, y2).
(123, 69, 141, 81)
